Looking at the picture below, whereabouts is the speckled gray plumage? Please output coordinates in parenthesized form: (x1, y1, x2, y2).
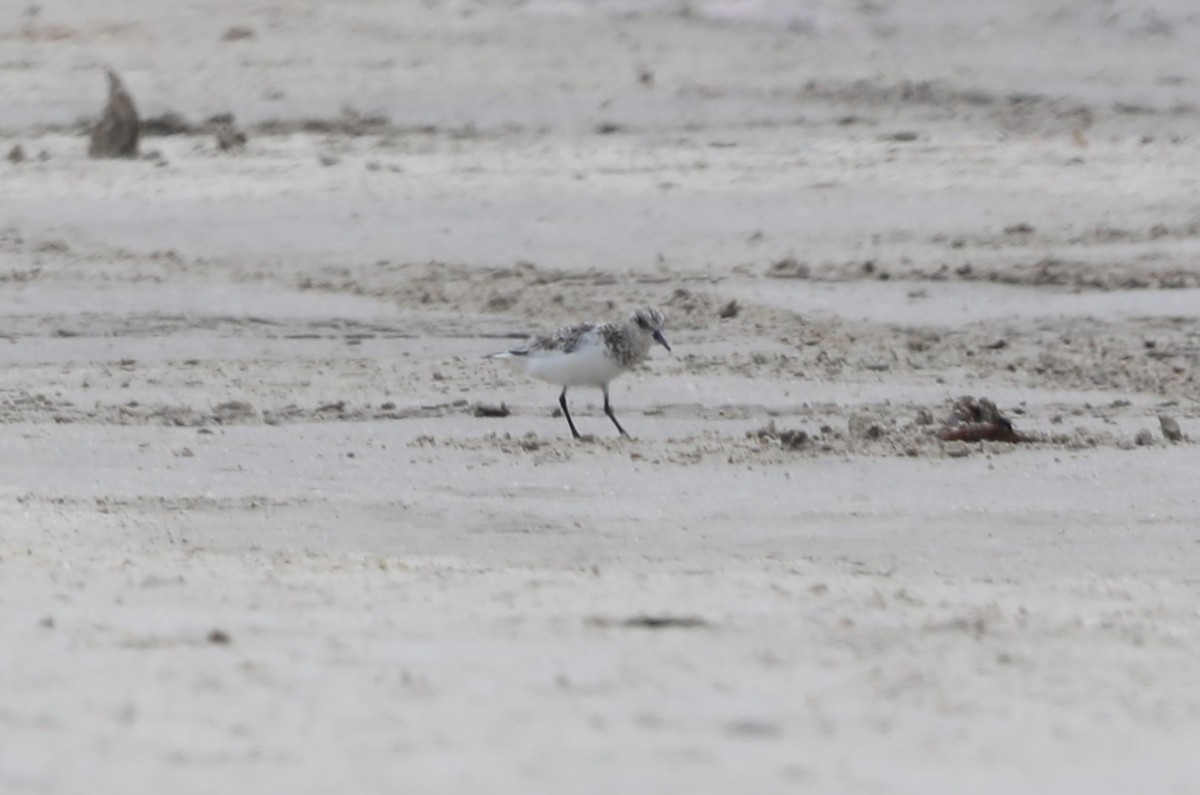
(506, 306, 666, 369)
(517, 322, 597, 356)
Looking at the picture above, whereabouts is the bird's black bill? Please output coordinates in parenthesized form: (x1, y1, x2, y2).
(652, 330, 671, 351)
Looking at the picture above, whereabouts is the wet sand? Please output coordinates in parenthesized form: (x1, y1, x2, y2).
(3, 2, 1200, 793)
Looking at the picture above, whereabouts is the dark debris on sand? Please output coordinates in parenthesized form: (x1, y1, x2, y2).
(472, 402, 511, 418)
(937, 396, 1034, 443)
(591, 615, 710, 630)
(88, 68, 139, 158)
(748, 421, 809, 450)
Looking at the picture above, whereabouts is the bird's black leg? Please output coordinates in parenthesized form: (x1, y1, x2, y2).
(603, 387, 629, 438)
(559, 388, 581, 439)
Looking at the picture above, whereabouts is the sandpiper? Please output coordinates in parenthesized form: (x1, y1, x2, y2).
(488, 307, 671, 439)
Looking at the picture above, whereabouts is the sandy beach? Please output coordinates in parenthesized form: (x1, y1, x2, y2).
(3, 1, 1200, 792)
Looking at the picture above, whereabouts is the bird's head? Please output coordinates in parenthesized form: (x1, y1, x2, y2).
(629, 306, 670, 352)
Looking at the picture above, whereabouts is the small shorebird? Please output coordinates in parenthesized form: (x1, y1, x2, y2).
(488, 307, 671, 439)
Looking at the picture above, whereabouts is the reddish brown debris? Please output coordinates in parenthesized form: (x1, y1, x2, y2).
(937, 396, 1033, 443)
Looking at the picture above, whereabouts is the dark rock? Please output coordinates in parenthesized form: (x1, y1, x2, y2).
(1159, 415, 1183, 442)
(88, 68, 139, 158)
